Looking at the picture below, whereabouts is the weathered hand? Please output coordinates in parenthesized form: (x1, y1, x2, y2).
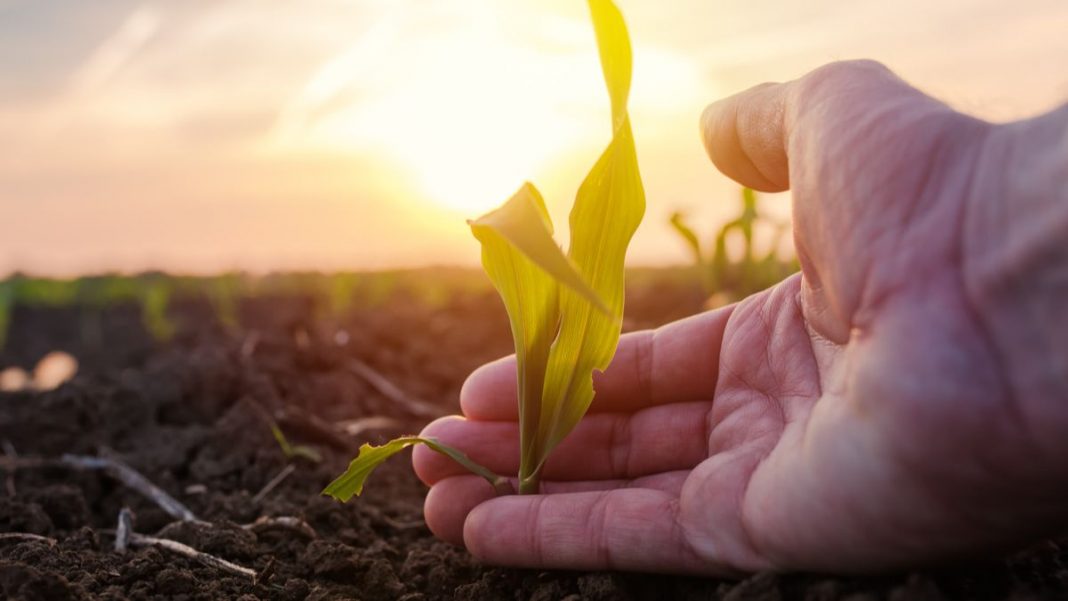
(413, 60, 1068, 574)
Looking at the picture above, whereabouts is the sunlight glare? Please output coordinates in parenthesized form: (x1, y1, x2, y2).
(273, 2, 604, 216)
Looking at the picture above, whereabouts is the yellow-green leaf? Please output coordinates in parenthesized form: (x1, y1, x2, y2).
(536, 0, 645, 462)
(669, 212, 703, 265)
(589, 0, 631, 131)
(322, 436, 507, 502)
(327, 0, 646, 502)
(270, 423, 322, 463)
(470, 184, 571, 491)
(468, 0, 645, 485)
(469, 183, 609, 316)
(0, 281, 12, 351)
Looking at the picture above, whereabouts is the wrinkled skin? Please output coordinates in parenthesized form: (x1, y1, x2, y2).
(413, 60, 1068, 574)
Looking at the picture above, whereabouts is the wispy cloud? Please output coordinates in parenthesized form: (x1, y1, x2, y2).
(70, 5, 159, 96)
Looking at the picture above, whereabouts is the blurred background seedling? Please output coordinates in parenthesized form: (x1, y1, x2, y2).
(270, 424, 323, 464)
(670, 187, 798, 306)
(0, 280, 11, 352)
(208, 274, 243, 331)
(140, 280, 177, 342)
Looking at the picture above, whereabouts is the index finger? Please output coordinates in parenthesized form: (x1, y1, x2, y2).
(463, 488, 718, 574)
(460, 305, 733, 421)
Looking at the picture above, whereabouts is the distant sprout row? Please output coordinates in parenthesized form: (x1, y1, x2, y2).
(0, 281, 11, 351)
(0, 270, 495, 351)
(670, 187, 799, 306)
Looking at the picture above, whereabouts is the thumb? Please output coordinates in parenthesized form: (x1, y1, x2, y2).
(701, 60, 986, 343)
(700, 59, 937, 193)
(701, 81, 789, 192)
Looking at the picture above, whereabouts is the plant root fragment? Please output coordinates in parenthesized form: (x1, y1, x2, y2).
(124, 532, 258, 581)
(0, 452, 197, 522)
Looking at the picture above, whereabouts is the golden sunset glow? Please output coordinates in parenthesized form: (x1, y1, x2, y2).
(268, 2, 605, 216)
(2, 0, 1067, 275)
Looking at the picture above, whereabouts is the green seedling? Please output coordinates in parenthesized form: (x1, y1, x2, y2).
(141, 281, 177, 342)
(325, 0, 644, 501)
(245, 398, 324, 464)
(0, 280, 12, 351)
(12, 276, 78, 306)
(670, 188, 798, 303)
(271, 423, 323, 464)
(327, 272, 360, 317)
(209, 274, 241, 330)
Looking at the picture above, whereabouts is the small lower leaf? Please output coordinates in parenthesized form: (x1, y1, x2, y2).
(323, 436, 507, 502)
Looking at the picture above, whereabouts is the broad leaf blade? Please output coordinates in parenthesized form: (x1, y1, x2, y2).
(322, 436, 504, 501)
(537, 0, 645, 459)
(469, 184, 563, 488)
(470, 183, 609, 316)
(589, 0, 631, 131)
(669, 212, 703, 265)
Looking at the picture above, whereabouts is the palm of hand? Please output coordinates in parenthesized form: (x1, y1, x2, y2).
(413, 61, 1064, 574)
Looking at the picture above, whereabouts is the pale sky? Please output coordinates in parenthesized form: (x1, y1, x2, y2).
(1, 0, 1066, 276)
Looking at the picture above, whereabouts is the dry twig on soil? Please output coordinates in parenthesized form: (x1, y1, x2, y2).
(124, 532, 258, 581)
(346, 358, 444, 418)
(242, 516, 317, 539)
(114, 507, 135, 553)
(153, 514, 316, 541)
(69, 452, 197, 522)
(0, 452, 197, 522)
(362, 504, 427, 531)
(0, 532, 57, 545)
(251, 463, 295, 504)
(274, 408, 354, 451)
(335, 416, 404, 437)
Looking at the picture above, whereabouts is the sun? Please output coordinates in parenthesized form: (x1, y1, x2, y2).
(271, 3, 604, 217)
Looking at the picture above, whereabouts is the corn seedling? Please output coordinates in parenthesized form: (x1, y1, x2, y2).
(0, 280, 12, 351)
(73, 275, 165, 346)
(324, 0, 643, 501)
(326, 273, 360, 318)
(670, 188, 798, 304)
(12, 276, 79, 306)
(209, 274, 241, 330)
(141, 281, 177, 342)
(270, 423, 323, 464)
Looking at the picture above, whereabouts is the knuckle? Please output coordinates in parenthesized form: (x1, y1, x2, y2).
(807, 59, 890, 88)
(793, 60, 892, 109)
(633, 331, 655, 404)
(587, 492, 616, 569)
(527, 496, 547, 565)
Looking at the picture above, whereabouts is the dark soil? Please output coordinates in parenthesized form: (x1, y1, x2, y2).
(0, 272, 1065, 600)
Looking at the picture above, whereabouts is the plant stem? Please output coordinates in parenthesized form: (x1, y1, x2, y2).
(518, 473, 541, 495)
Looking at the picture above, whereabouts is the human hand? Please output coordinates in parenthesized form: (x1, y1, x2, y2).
(413, 60, 1068, 574)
